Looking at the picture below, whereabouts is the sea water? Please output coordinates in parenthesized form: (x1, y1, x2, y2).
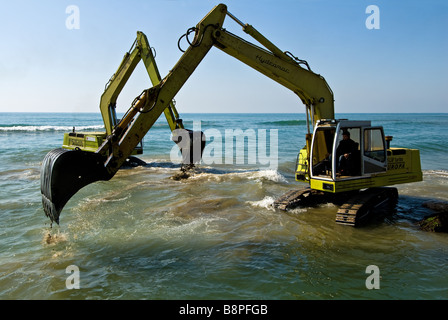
(0, 112, 447, 299)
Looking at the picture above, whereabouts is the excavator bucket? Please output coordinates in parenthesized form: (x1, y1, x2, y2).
(40, 148, 112, 224)
(172, 129, 206, 165)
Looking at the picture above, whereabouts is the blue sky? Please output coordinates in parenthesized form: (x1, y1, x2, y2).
(0, 0, 447, 113)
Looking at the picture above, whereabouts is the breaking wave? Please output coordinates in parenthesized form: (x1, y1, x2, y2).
(0, 125, 104, 132)
(189, 168, 288, 183)
(424, 170, 448, 178)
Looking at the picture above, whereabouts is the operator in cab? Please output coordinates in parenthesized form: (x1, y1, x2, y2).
(336, 129, 357, 176)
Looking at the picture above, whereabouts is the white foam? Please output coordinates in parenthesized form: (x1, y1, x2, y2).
(288, 207, 308, 214)
(0, 125, 104, 132)
(247, 196, 276, 211)
(425, 170, 448, 178)
(247, 169, 288, 183)
(188, 168, 288, 184)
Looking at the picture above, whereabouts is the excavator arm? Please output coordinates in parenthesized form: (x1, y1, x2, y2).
(214, 15, 334, 122)
(100, 31, 184, 136)
(41, 3, 334, 224)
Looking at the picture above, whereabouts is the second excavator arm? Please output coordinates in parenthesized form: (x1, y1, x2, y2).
(100, 31, 185, 136)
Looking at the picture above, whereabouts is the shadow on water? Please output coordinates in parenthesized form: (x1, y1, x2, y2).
(371, 194, 448, 232)
(283, 192, 447, 232)
(122, 157, 277, 178)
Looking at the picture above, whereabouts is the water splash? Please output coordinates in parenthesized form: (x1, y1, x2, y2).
(42, 230, 68, 245)
(247, 196, 276, 210)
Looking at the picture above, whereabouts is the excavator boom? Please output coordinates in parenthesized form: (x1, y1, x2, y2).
(217, 14, 334, 120)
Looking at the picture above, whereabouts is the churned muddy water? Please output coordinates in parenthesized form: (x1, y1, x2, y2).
(1, 113, 447, 299)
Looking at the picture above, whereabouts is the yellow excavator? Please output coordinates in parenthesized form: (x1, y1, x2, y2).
(41, 3, 422, 226)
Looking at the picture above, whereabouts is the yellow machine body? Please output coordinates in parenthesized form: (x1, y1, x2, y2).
(62, 132, 143, 155)
(297, 119, 422, 193)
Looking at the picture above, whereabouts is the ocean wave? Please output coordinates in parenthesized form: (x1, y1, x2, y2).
(0, 125, 104, 132)
(0, 168, 40, 181)
(76, 193, 133, 212)
(160, 216, 224, 237)
(258, 120, 306, 127)
(424, 170, 448, 178)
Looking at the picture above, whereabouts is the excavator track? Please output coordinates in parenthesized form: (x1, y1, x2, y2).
(274, 187, 398, 227)
(273, 188, 314, 211)
(335, 187, 398, 227)
(273, 187, 343, 211)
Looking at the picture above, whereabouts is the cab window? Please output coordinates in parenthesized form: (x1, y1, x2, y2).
(364, 128, 386, 162)
(311, 127, 335, 177)
(363, 128, 386, 174)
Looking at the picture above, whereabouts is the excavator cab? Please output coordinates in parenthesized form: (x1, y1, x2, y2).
(310, 119, 385, 182)
(307, 119, 421, 194)
(285, 117, 421, 225)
